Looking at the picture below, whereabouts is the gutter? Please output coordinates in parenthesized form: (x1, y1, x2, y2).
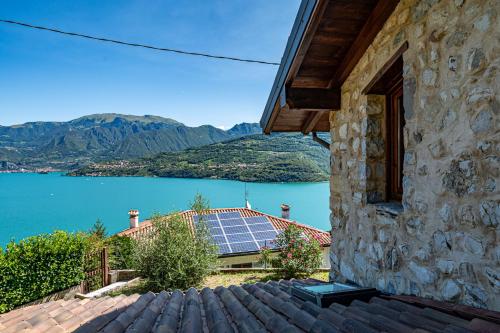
(259, 0, 319, 132)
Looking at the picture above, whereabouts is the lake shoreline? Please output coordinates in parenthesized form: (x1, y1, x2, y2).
(65, 171, 331, 184)
(0, 173, 331, 246)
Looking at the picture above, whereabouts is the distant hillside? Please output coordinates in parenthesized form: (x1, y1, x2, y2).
(0, 114, 261, 170)
(69, 133, 330, 182)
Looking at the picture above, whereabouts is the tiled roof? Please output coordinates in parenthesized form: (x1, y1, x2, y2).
(1, 279, 499, 333)
(117, 207, 331, 247)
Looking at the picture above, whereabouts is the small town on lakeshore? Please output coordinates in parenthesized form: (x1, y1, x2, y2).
(0, 0, 499, 332)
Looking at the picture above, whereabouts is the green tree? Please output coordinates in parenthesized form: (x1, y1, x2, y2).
(89, 219, 107, 239)
(190, 193, 210, 216)
(271, 225, 322, 279)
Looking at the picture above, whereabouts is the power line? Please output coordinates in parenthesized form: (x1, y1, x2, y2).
(0, 19, 280, 66)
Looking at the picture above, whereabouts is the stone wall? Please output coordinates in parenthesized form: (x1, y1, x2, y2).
(329, 0, 499, 310)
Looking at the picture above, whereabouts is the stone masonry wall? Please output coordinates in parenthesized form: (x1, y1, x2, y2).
(329, 0, 499, 310)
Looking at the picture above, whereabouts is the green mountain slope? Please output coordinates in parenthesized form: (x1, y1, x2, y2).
(0, 114, 261, 169)
(69, 134, 330, 182)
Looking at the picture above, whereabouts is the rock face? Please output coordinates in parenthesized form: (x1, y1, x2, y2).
(328, 0, 499, 310)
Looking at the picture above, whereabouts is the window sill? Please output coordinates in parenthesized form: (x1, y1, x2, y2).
(373, 202, 403, 218)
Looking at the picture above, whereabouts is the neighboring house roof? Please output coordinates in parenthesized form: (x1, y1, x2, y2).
(2, 279, 499, 333)
(117, 207, 331, 252)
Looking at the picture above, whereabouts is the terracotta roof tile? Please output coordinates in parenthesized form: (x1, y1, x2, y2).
(2, 280, 499, 332)
(117, 207, 331, 247)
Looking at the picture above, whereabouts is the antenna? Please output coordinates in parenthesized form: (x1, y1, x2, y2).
(244, 183, 252, 209)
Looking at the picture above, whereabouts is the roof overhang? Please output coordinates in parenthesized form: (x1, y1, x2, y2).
(260, 0, 400, 134)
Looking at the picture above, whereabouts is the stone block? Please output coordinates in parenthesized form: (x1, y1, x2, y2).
(484, 267, 500, 292)
(437, 260, 455, 274)
(441, 280, 461, 301)
(340, 261, 355, 282)
(464, 235, 484, 256)
(466, 48, 486, 73)
(409, 261, 437, 285)
(464, 284, 488, 309)
(466, 87, 493, 104)
(470, 108, 493, 134)
(479, 200, 499, 227)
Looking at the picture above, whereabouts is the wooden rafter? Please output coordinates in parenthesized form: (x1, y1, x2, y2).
(329, 0, 401, 88)
(287, 0, 331, 85)
(302, 111, 325, 134)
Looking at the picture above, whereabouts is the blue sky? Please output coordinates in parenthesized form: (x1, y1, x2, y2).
(0, 0, 300, 128)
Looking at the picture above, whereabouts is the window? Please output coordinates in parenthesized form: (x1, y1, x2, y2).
(231, 263, 252, 268)
(386, 80, 405, 201)
(362, 42, 408, 204)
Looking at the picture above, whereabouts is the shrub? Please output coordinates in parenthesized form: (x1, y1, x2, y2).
(106, 235, 135, 270)
(133, 213, 218, 291)
(133, 195, 218, 291)
(269, 225, 322, 279)
(0, 231, 87, 313)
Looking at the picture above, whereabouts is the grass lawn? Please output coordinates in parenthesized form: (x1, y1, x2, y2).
(107, 270, 329, 296)
(203, 270, 329, 289)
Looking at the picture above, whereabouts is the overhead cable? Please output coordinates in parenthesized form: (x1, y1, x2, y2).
(0, 19, 280, 66)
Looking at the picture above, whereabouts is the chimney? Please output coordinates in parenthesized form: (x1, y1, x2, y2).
(128, 210, 139, 229)
(281, 204, 290, 220)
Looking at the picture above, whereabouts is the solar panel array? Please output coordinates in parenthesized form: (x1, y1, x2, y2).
(193, 212, 279, 255)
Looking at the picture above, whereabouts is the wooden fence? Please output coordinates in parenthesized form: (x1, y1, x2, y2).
(81, 247, 109, 294)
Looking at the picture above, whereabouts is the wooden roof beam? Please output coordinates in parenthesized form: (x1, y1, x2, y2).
(302, 111, 325, 135)
(287, 0, 331, 84)
(287, 87, 340, 110)
(329, 0, 400, 88)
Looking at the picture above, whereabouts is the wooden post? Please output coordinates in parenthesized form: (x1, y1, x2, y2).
(101, 247, 109, 287)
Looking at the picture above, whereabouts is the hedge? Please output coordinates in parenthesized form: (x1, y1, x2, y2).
(106, 235, 135, 270)
(0, 231, 87, 313)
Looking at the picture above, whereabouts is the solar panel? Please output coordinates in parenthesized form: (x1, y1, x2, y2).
(193, 212, 279, 255)
(199, 220, 220, 228)
(230, 242, 259, 253)
(244, 216, 269, 224)
(257, 240, 278, 249)
(219, 218, 245, 227)
(193, 214, 219, 223)
(212, 235, 226, 245)
(217, 244, 231, 254)
(223, 225, 249, 235)
(218, 212, 242, 220)
(252, 230, 278, 241)
(248, 223, 275, 233)
(226, 233, 254, 243)
(209, 227, 223, 236)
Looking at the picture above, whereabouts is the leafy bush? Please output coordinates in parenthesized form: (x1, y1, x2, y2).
(106, 235, 135, 270)
(268, 225, 322, 279)
(133, 195, 218, 290)
(0, 231, 87, 313)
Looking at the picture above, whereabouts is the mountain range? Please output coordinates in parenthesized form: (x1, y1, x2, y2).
(0, 114, 261, 170)
(68, 133, 330, 182)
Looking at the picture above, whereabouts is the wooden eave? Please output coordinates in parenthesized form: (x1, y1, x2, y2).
(260, 0, 400, 134)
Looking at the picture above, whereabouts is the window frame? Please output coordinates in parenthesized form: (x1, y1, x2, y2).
(385, 78, 405, 202)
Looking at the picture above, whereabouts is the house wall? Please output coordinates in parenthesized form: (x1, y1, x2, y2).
(329, 0, 499, 309)
(221, 247, 331, 268)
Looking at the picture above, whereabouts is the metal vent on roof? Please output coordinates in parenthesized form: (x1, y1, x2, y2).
(291, 282, 380, 308)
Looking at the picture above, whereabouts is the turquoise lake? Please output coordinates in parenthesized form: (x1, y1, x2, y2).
(0, 173, 330, 247)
